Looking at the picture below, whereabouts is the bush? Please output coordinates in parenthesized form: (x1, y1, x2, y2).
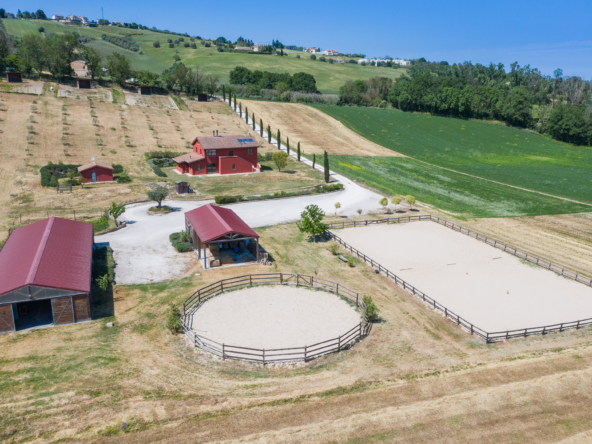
(101, 34, 140, 52)
(363, 296, 380, 322)
(214, 195, 243, 204)
(173, 241, 193, 252)
(204, 42, 211, 47)
(144, 150, 184, 159)
(184, 42, 190, 48)
(170, 231, 193, 252)
(168, 43, 174, 48)
(148, 160, 167, 177)
(116, 173, 132, 183)
(50, 175, 58, 187)
(329, 244, 339, 255)
(112, 164, 124, 174)
(153, 41, 160, 48)
(165, 304, 183, 334)
(40, 163, 81, 187)
(258, 152, 274, 162)
(310, 54, 316, 60)
(190, 43, 197, 49)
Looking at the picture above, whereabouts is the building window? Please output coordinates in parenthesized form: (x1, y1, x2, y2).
(206, 150, 216, 156)
(248, 148, 253, 154)
(229, 150, 234, 157)
(232, 163, 236, 171)
(197, 164, 201, 172)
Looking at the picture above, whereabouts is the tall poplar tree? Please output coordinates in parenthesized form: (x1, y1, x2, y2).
(297, 142, 301, 161)
(323, 151, 329, 183)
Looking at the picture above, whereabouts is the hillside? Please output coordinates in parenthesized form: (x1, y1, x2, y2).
(2, 19, 407, 93)
(313, 105, 592, 206)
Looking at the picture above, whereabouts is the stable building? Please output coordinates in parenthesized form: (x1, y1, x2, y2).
(185, 204, 260, 268)
(0, 217, 94, 333)
(173, 133, 261, 176)
(77, 161, 114, 183)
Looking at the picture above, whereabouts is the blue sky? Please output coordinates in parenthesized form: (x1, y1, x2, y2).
(8, 0, 592, 77)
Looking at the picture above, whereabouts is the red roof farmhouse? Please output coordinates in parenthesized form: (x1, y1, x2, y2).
(174, 133, 260, 176)
(77, 161, 114, 183)
(0, 217, 94, 333)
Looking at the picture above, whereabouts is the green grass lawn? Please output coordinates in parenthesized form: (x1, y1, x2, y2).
(3, 20, 406, 93)
(328, 155, 589, 218)
(313, 105, 592, 205)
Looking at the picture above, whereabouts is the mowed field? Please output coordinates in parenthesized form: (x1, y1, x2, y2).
(2, 19, 407, 93)
(0, 89, 323, 238)
(314, 105, 592, 205)
(3, 222, 592, 443)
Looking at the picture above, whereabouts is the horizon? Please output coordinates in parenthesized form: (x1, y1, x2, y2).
(4, 0, 592, 78)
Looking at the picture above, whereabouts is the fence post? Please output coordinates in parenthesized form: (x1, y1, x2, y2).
(336, 283, 339, 295)
(470, 324, 473, 335)
(280, 273, 283, 284)
(359, 322, 362, 339)
(356, 293, 358, 305)
(198, 290, 201, 304)
(263, 349, 265, 365)
(560, 323, 563, 332)
(542, 326, 546, 335)
(338, 335, 341, 352)
(304, 345, 307, 362)
(577, 320, 581, 329)
(250, 275, 252, 286)
(222, 343, 225, 360)
(486, 333, 490, 342)
(221, 281, 224, 292)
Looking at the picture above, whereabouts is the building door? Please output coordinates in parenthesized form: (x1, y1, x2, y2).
(207, 163, 217, 174)
(0, 304, 15, 333)
(92, 172, 97, 182)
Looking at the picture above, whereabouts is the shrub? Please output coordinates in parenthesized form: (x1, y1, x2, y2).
(144, 150, 184, 159)
(310, 54, 316, 60)
(204, 42, 211, 47)
(214, 195, 243, 204)
(169, 43, 174, 48)
(173, 241, 193, 252)
(112, 164, 124, 174)
(148, 160, 167, 177)
(50, 175, 58, 187)
(165, 304, 183, 334)
(258, 152, 273, 162)
(170, 231, 193, 252)
(40, 163, 81, 187)
(116, 173, 132, 183)
(329, 244, 339, 255)
(190, 43, 197, 49)
(363, 296, 380, 322)
(184, 42, 190, 48)
(153, 41, 160, 48)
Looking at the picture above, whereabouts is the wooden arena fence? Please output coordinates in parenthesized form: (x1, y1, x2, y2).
(181, 273, 370, 363)
(327, 215, 592, 342)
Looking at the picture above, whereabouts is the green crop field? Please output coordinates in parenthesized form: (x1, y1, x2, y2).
(328, 155, 589, 218)
(313, 105, 592, 205)
(2, 19, 406, 93)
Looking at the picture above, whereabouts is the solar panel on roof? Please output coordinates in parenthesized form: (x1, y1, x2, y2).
(238, 138, 255, 143)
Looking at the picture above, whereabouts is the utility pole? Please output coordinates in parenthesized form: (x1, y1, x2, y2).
(101, 7, 104, 21)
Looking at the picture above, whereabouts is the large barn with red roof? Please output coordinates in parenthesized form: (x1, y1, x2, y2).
(184, 204, 260, 268)
(0, 217, 94, 333)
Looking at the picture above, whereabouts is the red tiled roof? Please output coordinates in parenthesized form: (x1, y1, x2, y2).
(77, 161, 114, 172)
(185, 204, 259, 243)
(191, 134, 259, 150)
(172, 153, 205, 164)
(0, 217, 94, 296)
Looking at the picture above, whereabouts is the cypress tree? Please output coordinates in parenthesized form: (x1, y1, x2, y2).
(312, 153, 316, 169)
(222, 84, 226, 102)
(286, 137, 290, 155)
(323, 150, 329, 183)
(234, 95, 237, 111)
(267, 125, 271, 143)
(245, 106, 248, 124)
(260, 118, 263, 137)
(252, 113, 255, 130)
(239, 102, 242, 117)
(297, 142, 301, 161)
(277, 129, 281, 149)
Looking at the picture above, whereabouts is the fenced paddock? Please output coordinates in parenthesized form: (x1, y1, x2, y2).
(328, 216, 592, 342)
(182, 274, 369, 363)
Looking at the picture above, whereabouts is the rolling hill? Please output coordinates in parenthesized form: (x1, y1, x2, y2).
(2, 19, 407, 93)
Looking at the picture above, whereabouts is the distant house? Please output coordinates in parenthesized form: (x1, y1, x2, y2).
(4, 12, 15, 19)
(322, 49, 338, 56)
(70, 60, 89, 77)
(252, 44, 265, 52)
(357, 59, 369, 65)
(78, 16, 89, 23)
(77, 161, 114, 183)
(51, 14, 64, 20)
(66, 14, 81, 22)
(173, 133, 260, 176)
(306, 47, 320, 53)
(112, 21, 124, 25)
(334, 59, 345, 64)
(234, 46, 252, 51)
(393, 59, 411, 66)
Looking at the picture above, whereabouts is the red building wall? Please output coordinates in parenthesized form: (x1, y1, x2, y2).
(219, 156, 256, 174)
(193, 142, 258, 170)
(80, 166, 113, 183)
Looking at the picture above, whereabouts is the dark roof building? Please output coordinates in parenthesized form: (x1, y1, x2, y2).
(0, 217, 94, 333)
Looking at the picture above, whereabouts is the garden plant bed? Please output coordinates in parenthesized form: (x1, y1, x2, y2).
(148, 205, 174, 214)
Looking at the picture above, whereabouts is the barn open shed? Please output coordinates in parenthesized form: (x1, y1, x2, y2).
(184, 204, 260, 269)
(137, 86, 152, 95)
(6, 72, 22, 83)
(77, 79, 91, 89)
(0, 217, 94, 333)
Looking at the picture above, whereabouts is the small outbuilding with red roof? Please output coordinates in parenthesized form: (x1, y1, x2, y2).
(77, 161, 114, 183)
(184, 204, 260, 268)
(0, 217, 94, 333)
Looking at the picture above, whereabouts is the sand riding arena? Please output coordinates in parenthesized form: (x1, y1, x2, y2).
(328, 215, 592, 342)
(182, 274, 370, 363)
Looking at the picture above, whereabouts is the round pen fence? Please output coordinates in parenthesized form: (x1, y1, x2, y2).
(327, 215, 592, 343)
(181, 273, 370, 364)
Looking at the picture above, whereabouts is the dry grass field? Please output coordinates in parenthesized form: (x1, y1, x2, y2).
(240, 99, 400, 157)
(2, 222, 592, 443)
(0, 90, 323, 238)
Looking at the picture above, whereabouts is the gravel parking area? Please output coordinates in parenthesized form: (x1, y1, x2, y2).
(335, 222, 592, 332)
(188, 286, 361, 349)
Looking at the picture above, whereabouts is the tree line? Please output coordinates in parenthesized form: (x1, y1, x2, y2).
(229, 66, 317, 94)
(337, 61, 592, 146)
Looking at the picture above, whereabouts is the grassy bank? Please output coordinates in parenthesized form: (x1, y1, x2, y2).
(313, 105, 592, 205)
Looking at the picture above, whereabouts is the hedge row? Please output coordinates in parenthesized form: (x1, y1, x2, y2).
(92, 246, 115, 284)
(40, 163, 81, 187)
(101, 34, 140, 52)
(144, 150, 184, 160)
(214, 183, 343, 204)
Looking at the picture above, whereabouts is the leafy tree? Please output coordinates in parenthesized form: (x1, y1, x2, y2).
(405, 195, 416, 209)
(0, 33, 9, 74)
(272, 151, 288, 171)
(106, 52, 132, 85)
(323, 150, 329, 183)
(16, 34, 44, 76)
(109, 202, 126, 226)
(0, 9, 5, 18)
(81, 46, 102, 79)
(310, 54, 316, 60)
(363, 295, 380, 322)
(134, 69, 159, 86)
(334, 202, 341, 215)
(44, 34, 79, 80)
(147, 185, 168, 208)
(297, 142, 301, 161)
(296, 204, 328, 242)
(547, 104, 591, 145)
(379, 197, 388, 213)
(391, 196, 402, 208)
(36, 9, 47, 19)
(153, 41, 160, 48)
